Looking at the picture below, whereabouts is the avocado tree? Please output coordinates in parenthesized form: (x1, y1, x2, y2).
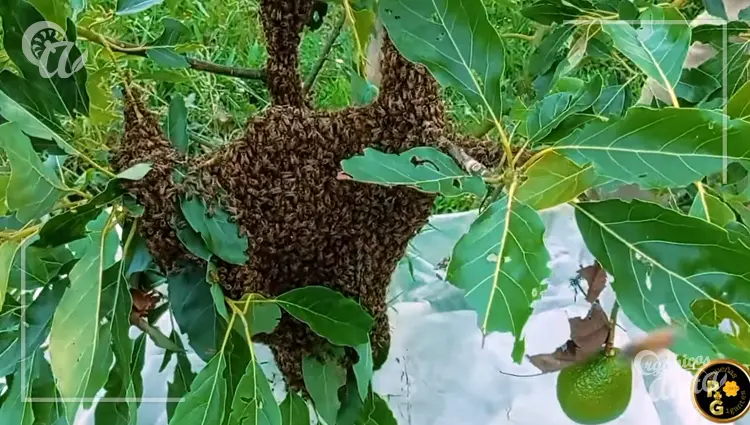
(0, 0, 748, 424)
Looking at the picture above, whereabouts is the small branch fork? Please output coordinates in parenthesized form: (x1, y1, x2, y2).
(302, 14, 346, 95)
(440, 137, 492, 177)
(77, 27, 266, 80)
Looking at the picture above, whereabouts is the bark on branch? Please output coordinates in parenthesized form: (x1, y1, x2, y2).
(77, 27, 266, 80)
(440, 137, 492, 177)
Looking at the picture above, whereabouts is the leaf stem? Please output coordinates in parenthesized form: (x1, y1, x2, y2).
(521, 147, 553, 170)
(76, 26, 266, 80)
(605, 301, 619, 357)
(501, 33, 535, 41)
(303, 14, 346, 95)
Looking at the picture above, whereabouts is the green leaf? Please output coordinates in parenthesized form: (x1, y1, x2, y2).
(618, 0, 638, 20)
(116, 163, 153, 180)
(167, 94, 189, 154)
(575, 199, 750, 362)
(27, 0, 70, 29)
(116, 0, 164, 15)
(303, 356, 346, 425)
(340, 147, 486, 198)
(168, 264, 221, 361)
(0, 123, 64, 222)
(517, 151, 597, 210)
(727, 82, 750, 120)
(337, 372, 364, 425)
(0, 280, 65, 377)
(528, 25, 574, 77)
(690, 185, 736, 227)
(355, 391, 396, 425)
(169, 354, 227, 425)
(228, 359, 281, 425)
(380, 0, 506, 120)
(446, 185, 550, 361)
(31, 354, 66, 425)
(167, 338, 196, 421)
(519, 76, 602, 143)
(180, 197, 249, 265)
(602, 6, 690, 101)
(592, 84, 629, 117)
(209, 264, 230, 322)
(147, 18, 191, 68)
(0, 239, 23, 312)
(276, 286, 374, 347)
(675, 68, 720, 104)
(0, 352, 35, 425)
(702, 0, 727, 19)
(280, 392, 309, 425)
(521, 0, 591, 25)
(49, 210, 119, 422)
(148, 49, 190, 69)
(176, 224, 213, 261)
(84, 323, 114, 405)
(351, 73, 378, 106)
(353, 341, 373, 401)
(550, 107, 750, 189)
(36, 207, 101, 248)
(233, 294, 281, 338)
(692, 22, 748, 46)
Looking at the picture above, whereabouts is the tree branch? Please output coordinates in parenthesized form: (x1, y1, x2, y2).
(303, 13, 346, 96)
(77, 26, 266, 80)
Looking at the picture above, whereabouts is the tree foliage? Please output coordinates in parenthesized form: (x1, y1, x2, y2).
(1, 0, 750, 424)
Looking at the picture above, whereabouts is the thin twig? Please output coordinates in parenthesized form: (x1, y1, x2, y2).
(604, 301, 619, 356)
(440, 137, 492, 177)
(303, 14, 346, 95)
(77, 26, 266, 80)
(501, 33, 535, 41)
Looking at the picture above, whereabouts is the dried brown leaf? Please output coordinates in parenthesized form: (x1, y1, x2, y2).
(579, 261, 607, 302)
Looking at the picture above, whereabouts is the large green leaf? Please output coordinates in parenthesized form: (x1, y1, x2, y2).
(380, 0, 506, 121)
(228, 359, 281, 425)
(446, 183, 550, 361)
(0, 239, 24, 312)
(517, 151, 597, 210)
(0, 123, 64, 222)
(280, 392, 309, 425)
(169, 353, 227, 425)
(690, 185, 736, 227)
(602, 6, 690, 103)
(550, 107, 750, 189)
(341, 147, 486, 197)
(167, 335, 196, 421)
(36, 207, 101, 248)
(521, 0, 593, 25)
(147, 18, 191, 68)
(27, 0, 70, 28)
(181, 197, 249, 265)
(276, 286, 374, 347)
(575, 199, 750, 362)
(528, 25, 575, 77)
(0, 280, 65, 377)
(31, 354, 66, 425)
(675, 68, 720, 104)
(49, 211, 119, 422)
(303, 356, 346, 425)
(232, 294, 281, 339)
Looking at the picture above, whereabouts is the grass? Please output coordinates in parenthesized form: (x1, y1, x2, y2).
(71, 0, 627, 214)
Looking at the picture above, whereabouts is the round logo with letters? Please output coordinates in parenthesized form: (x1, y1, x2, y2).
(692, 359, 750, 423)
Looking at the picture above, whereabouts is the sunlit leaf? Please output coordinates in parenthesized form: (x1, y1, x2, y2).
(116, 163, 153, 180)
(690, 185, 736, 227)
(727, 82, 750, 120)
(341, 147, 486, 197)
(517, 151, 597, 210)
(446, 182, 550, 361)
(233, 293, 281, 338)
(353, 341, 373, 401)
(276, 286, 374, 347)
